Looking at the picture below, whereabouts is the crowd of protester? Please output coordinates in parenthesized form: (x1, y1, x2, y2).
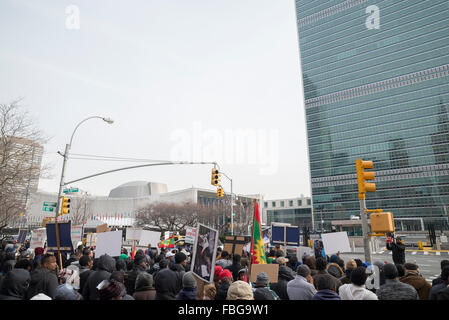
(0, 238, 448, 300)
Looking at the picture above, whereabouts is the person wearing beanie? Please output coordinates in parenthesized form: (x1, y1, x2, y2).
(215, 269, 233, 300)
(177, 271, 197, 300)
(399, 263, 430, 300)
(154, 259, 178, 300)
(376, 263, 418, 300)
(170, 252, 187, 294)
(133, 272, 156, 300)
(340, 259, 357, 285)
(213, 265, 223, 289)
(226, 280, 254, 300)
(312, 274, 341, 300)
(339, 267, 378, 300)
(97, 279, 125, 300)
(125, 254, 148, 296)
(253, 272, 279, 300)
(271, 257, 294, 300)
(287, 264, 317, 300)
(82, 254, 116, 300)
(0, 269, 31, 300)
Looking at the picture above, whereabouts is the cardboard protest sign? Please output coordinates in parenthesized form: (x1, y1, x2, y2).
(223, 236, 251, 256)
(190, 223, 218, 283)
(321, 232, 351, 255)
(96, 224, 109, 234)
(71, 225, 83, 249)
(46, 221, 73, 252)
(30, 228, 47, 249)
(138, 230, 161, 247)
(85, 233, 97, 247)
(184, 226, 197, 245)
(126, 227, 142, 241)
(250, 264, 279, 283)
(95, 230, 123, 257)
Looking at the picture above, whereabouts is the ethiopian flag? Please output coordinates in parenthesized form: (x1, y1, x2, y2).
(251, 200, 267, 264)
(158, 235, 177, 249)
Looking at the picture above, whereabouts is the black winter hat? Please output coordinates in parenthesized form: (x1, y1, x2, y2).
(175, 252, 187, 264)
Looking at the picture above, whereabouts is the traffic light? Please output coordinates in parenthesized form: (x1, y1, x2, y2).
(370, 211, 395, 233)
(211, 168, 221, 186)
(355, 159, 376, 199)
(61, 196, 71, 215)
(217, 187, 224, 198)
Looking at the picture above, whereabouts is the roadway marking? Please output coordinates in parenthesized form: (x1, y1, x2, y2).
(412, 251, 417, 255)
(424, 251, 429, 255)
(436, 252, 441, 256)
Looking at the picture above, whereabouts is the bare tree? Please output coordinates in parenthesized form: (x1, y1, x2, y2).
(0, 100, 49, 232)
(68, 191, 91, 226)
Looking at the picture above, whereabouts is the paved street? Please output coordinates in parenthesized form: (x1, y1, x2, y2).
(340, 250, 449, 283)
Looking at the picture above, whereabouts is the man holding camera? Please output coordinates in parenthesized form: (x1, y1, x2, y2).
(386, 235, 406, 265)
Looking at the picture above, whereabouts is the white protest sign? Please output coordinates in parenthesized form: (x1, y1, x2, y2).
(184, 226, 197, 244)
(321, 232, 351, 255)
(95, 230, 123, 257)
(30, 228, 47, 249)
(296, 246, 313, 260)
(139, 230, 161, 247)
(126, 227, 142, 241)
(86, 233, 97, 247)
(164, 231, 171, 240)
(71, 225, 83, 249)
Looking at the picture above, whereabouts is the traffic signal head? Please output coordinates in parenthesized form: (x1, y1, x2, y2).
(61, 196, 71, 214)
(356, 159, 376, 199)
(217, 187, 224, 198)
(211, 168, 221, 186)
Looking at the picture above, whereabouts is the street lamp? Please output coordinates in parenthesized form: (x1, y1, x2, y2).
(54, 116, 113, 268)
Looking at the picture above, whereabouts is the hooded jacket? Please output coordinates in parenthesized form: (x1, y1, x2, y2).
(327, 263, 344, 279)
(82, 254, 115, 300)
(436, 286, 449, 300)
(154, 268, 178, 300)
(126, 264, 147, 296)
(254, 286, 276, 300)
(270, 265, 295, 300)
(0, 269, 30, 300)
(339, 283, 378, 300)
(312, 289, 341, 300)
(26, 267, 58, 300)
(170, 263, 186, 294)
(287, 275, 317, 300)
(177, 286, 197, 300)
(215, 281, 231, 300)
(376, 279, 419, 300)
(399, 271, 431, 300)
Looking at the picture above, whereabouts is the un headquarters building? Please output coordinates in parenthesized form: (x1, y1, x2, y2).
(295, 1, 449, 232)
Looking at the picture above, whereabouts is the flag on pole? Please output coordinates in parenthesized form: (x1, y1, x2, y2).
(131, 244, 137, 259)
(250, 200, 267, 264)
(158, 235, 177, 248)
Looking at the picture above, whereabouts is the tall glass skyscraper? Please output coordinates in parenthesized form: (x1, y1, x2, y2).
(295, 0, 449, 231)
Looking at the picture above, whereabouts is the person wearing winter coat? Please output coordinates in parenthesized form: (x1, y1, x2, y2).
(431, 260, 449, 286)
(312, 274, 341, 300)
(177, 271, 197, 300)
(399, 263, 431, 300)
(0, 269, 30, 300)
(226, 280, 254, 300)
(154, 259, 178, 300)
(133, 272, 156, 300)
(170, 252, 187, 294)
(215, 269, 233, 300)
(270, 257, 294, 300)
(376, 263, 418, 300)
(26, 253, 59, 300)
(429, 266, 449, 300)
(78, 255, 93, 294)
(225, 254, 242, 282)
(126, 254, 148, 296)
(215, 251, 232, 269)
(339, 267, 378, 300)
(340, 259, 357, 285)
(304, 255, 318, 277)
(82, 254, 116, 300)
(253, 272, 279, 300)
(386, 237, 406, 265)
(2, 252, 16, 273)
(287, 264, 317, 300)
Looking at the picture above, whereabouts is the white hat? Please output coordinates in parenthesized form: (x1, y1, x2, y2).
(166, 252, 175, 258)
(181, 249, 190, 256)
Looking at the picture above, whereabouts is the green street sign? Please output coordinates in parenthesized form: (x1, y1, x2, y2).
(42, 207, 55, 212)
(63, 188, 79, 194)
(43, 202, 57, 207)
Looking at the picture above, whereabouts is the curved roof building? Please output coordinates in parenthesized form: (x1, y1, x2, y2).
(108, 181, 168, 198)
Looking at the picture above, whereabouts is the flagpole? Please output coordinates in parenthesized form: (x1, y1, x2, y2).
(249, 198, 256, 278)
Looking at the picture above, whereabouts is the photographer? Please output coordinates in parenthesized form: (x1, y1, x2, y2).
(386, 235, 405, 265)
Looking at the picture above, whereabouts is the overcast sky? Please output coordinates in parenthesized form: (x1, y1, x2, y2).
(0, 0, 310, 200)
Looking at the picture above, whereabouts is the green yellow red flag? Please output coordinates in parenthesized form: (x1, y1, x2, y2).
(251, 200, 267, 264)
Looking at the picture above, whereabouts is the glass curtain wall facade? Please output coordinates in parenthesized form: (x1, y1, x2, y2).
(295, 0, 449, 231)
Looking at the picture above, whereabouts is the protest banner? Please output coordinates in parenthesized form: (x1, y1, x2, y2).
(249, 264, 279, 283)
(85, 233, 97, 247)
(321, 231, 351, 255)
(95, 230, 123, 257)
(296, 246, 313, 260)
(46, 221, 73, 252)
(190, 223, 218, 283)
(184, 226, 197, 245)
(126, 227, 142, 241)
(71, 225, 83, 249)
(223, 235, 251, 256)
(138, 230, 161, 247)
(30, 228, 47, 249)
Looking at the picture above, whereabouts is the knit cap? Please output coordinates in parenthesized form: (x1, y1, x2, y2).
(226, 281, 254, 300)
(256, 272, 269, 287)
(183, 271, 197, 288)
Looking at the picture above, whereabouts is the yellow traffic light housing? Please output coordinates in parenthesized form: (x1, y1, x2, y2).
(61, 196, 71, 214)
(356, 159, 376, 199)
(370, 211, 395, 233)
(217, 187, 224, 198)
(211, 168, 221, 186)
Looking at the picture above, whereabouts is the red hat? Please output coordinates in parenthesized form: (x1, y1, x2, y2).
(219, 269, 232, 282)
(214, 266, 223, 277)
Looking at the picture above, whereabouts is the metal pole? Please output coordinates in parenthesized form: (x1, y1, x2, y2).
(230, 178, 234, 235)
(360, 198, 372, 264)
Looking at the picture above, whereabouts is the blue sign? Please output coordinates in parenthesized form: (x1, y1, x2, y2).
(17, 229, 27, 244)
(271, 225, 301, 246)
(46, 221, 73, 252)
